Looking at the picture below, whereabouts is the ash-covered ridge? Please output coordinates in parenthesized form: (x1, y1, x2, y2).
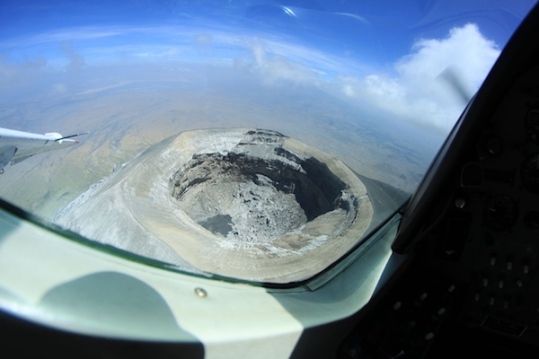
(54, 129, 373, 283)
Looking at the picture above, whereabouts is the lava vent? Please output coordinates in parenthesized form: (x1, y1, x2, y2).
(55, 129, 373, 283)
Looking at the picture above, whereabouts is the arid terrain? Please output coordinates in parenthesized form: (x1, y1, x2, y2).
(0, 67, 438, 282)
(0, 68, 436, 220)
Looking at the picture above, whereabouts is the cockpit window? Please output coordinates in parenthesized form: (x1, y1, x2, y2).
(0, 0, 535, 284)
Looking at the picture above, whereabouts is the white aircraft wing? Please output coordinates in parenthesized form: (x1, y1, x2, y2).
(0, 127, 85, 173)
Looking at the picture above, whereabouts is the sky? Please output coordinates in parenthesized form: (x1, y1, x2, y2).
(0, 0, 537, 133)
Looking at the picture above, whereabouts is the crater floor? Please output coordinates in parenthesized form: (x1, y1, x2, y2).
(54, 129, 373, 283)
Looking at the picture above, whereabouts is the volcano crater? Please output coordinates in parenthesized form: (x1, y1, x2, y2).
(170, 145, 355, 244)
(55, 128, 373, 283)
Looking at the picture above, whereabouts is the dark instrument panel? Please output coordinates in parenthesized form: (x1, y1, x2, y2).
(338, 3, 539, 359)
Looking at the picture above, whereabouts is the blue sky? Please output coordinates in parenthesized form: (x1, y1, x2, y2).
(0, 0, 537, 132)
(1, 0, 535, 64)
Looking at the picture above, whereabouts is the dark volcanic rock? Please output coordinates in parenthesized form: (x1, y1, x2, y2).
(170, 152, 347, 222)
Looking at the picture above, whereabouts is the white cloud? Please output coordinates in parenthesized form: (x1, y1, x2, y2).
(242, 39, 321, 86)
(0, 22, 500, 132)
(60, 41, 86, 71)
(340, 23, 500, 132)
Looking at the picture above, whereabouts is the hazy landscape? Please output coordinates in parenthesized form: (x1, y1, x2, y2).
(0, 64, 439, 223)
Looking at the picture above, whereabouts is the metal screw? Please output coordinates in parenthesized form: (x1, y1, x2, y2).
(194, 287, 208, 298)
